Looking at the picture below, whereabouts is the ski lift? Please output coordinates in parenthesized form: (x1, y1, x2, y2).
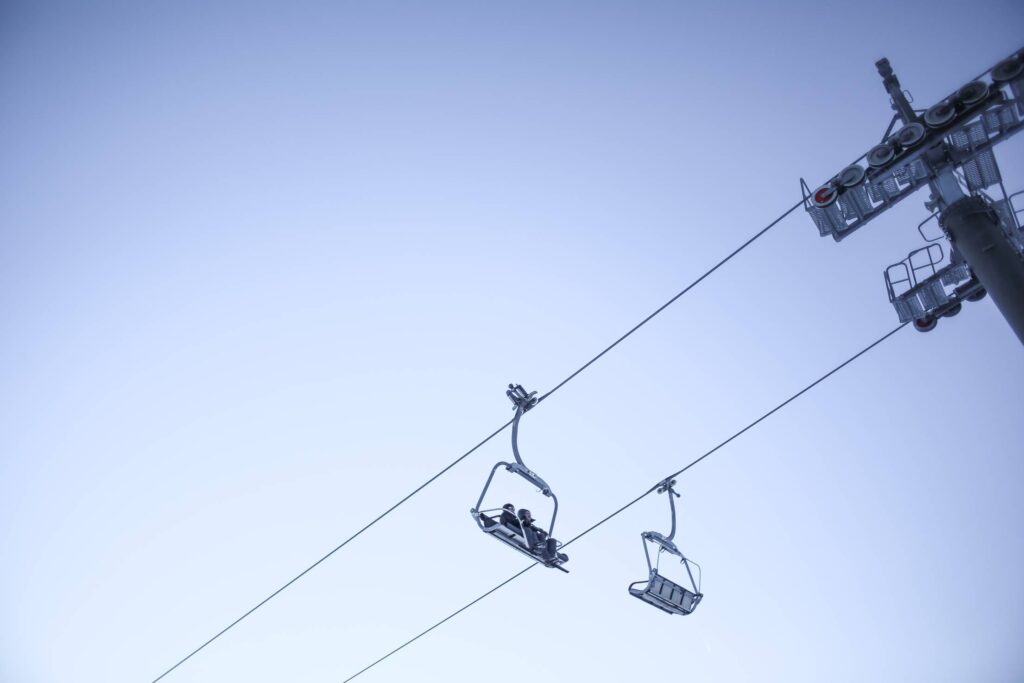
(628, 479, 702, 615)
(470, 384, 569, 572)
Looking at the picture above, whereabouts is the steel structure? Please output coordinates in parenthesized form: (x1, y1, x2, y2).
(470, 384, 569, 572)
(801, 47, 1024, 342)
(628, 479, 703, 616)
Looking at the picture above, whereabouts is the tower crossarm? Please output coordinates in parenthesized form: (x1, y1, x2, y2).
(801, 46, 1024, 242)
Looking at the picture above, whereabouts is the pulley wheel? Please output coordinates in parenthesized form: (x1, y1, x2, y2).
(914, 316, 937, 332)
(924, 100, 956, 128)
(966, 287, 987, 302)
(895, 122, 926, 149)
(957, 80, 989, 106)
(838, 164, 865, 188)
(812, 184, 837, 208)
(867, 143, 895, 168)
(992, 57, 1023, 83)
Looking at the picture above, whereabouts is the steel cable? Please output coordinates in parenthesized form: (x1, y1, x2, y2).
(151, 199, 802, 682)
(341, 323, 908, 682)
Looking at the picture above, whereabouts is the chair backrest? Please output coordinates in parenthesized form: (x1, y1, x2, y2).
(649, 573, 700, 614)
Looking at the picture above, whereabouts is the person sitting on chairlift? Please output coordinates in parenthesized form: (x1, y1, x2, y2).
(518, 508, 565, 563)
(499, 503, 520, 530)
(517, 508, 543, 542)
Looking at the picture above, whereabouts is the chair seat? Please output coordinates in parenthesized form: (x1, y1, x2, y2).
(478, 512, 525, 540)
(475, 512, 568, 571)
(629, 573, 701, 615)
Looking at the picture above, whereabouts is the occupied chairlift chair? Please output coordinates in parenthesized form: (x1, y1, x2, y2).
(470, 385, 569, 572)
(629, 479, 702, 615)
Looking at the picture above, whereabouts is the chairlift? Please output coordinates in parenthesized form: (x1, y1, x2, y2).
(628, 479, 702, 615)
(470, 385, 569, 572)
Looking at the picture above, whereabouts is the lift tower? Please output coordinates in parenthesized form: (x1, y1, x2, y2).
(801, 47, 1024, 344)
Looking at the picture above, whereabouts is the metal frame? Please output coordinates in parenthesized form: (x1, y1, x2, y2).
(801, 46, 1024, 242)
(628, 480, 703, 616)
(800, 46, 1024, 339)
(881, 187, 1021, 328)
(883, 243, 979, 327)
(917, 211, 944, 243)
(996, 188, 1024, 251)
(469, 385, 568, 572)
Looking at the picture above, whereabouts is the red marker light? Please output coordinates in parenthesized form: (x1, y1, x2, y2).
(813, 186, 836, 207)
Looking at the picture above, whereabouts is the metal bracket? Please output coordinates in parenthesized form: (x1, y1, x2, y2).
(506, 384, 538, 412)
(656, 478, 680, 496)
(803, 46, 1024, 242)
(506, 462, 552, 497)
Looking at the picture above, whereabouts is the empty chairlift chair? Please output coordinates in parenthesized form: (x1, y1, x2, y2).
(629, 479, 702, 615)
(470, 384, 569, 572)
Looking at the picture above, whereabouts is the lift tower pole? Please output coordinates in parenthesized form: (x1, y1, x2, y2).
(801, 47, 1024, 345)
(878, 58, 1024, 345)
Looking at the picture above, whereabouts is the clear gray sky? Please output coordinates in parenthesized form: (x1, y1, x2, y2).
(2, 2, 1023, 682)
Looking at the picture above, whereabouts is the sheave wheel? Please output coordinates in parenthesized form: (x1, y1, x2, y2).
(942, 302, 962, 318)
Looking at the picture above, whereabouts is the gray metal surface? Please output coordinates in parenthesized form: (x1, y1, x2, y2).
(941, 196, 1024, 344)
(470, 385, 568, 571)
(629, 574, 702, 616)
(883, 244, 975, 324)
(801, 47, 1024, 242)
(801, 47, 1024, 343)
(628, 481, 702, 616)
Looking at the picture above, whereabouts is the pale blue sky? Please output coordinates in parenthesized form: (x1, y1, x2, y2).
(2, 2, 1023, 682)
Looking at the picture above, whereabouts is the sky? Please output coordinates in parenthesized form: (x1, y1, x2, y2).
(1, 2, 1023, 682)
